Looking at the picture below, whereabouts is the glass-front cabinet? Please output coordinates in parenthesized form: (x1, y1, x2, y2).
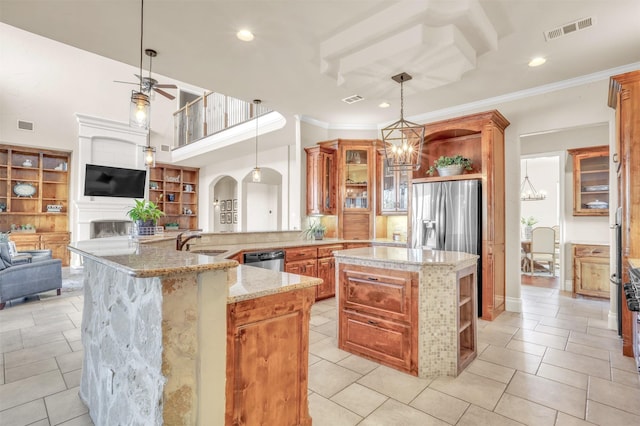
(343, 148, 371, 211)
(377, 150, 408, 214)
(568, 146, 609, 216)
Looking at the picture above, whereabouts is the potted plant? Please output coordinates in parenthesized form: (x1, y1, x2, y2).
(126, 199, 165, 235)
(520, 216, 538, 239)
(302, 220, 327, 240)
(164, 222, 179, 231)
(427, 155, 473, 176)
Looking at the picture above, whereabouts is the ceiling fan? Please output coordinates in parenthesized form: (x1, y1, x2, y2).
(115, 48, 177, 100)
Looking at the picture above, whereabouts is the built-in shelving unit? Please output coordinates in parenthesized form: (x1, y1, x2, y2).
(458, 268, 476, 373)
(568, 146, 610, 216)
(149, 163, 199, 230)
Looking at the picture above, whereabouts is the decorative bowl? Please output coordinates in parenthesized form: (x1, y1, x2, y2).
(436, 165, 464, 176)
(13, 182, 36, 197)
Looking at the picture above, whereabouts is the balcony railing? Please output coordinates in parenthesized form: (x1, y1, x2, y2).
(173, 92, 271, 147)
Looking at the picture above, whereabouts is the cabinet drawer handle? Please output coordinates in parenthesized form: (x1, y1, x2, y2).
(613, 153, 619, 163)
(367, 320, 379, 326)
(367, 277, 379, 281)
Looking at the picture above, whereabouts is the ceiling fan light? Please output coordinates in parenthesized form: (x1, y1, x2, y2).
(237, 29, 255, 42)
(130, 91, 150, 129)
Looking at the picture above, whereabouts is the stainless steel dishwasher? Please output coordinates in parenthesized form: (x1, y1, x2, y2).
(243, 249, 285, 271)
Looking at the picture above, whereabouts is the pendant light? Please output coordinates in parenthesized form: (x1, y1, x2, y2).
(129, 0, 150, 129)
(143, 132, 155, 167)
(380, 72, 425, 171)
(252, 99, 262, 183)
(520, 160, 546, 201)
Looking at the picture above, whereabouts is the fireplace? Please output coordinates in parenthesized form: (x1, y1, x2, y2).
(90, 220, 132, 239)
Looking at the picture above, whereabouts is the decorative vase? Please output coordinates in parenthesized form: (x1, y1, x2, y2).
(436, 165, 464, 176)
(314, 230, 324, 240)
(523, 226, 532, 240)
(136, 219, 156, 236)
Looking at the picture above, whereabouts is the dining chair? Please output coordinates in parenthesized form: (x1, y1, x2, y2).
(551, 225, 560, 272)
(528, 227, 556, 275)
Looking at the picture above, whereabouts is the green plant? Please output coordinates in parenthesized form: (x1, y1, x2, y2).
(427, 155, 473, 175)
(302, 219, 327, 240)
(520, 216, 538, 227)
(126, 199, 165, 223)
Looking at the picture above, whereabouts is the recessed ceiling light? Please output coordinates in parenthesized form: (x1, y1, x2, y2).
(528, 57, 546, 67)
(236, 29, 254, 42)
(379, 102, 390, 108)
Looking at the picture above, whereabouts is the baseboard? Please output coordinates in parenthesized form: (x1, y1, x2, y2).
(564, 279, 573, 292)
(506, 296, 522, 313)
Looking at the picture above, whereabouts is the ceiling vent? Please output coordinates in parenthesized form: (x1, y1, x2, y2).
(342, 94, 364, 104)
(544, 17, 595, 41)
(17, 120, 34, 131)
(161, 144, 171, 152)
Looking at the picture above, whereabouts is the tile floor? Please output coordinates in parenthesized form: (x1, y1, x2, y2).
(1, 273, 639, 425)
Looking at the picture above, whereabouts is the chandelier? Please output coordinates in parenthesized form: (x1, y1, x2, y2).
(520, 160, 546, 201)
(380, 72, 425, 171)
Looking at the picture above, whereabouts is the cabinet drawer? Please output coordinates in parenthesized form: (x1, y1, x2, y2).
(285, 246, 318, 261)
(573, 244, 608, 258)
(318, 244, 344, 258)
(285, 259, 317, 277)
(345, 242, 371, 249)
(340, 265, 415, 322)
(340, 309, 414, 373)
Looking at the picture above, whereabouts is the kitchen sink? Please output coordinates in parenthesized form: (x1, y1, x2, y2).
(190, 249, 227, 256)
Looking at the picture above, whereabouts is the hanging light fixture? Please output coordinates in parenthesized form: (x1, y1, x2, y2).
(142, 133, 155, 167)
(251, 99, 262, 183)
(520, 160, 546, 201)
(129, 0, 150, 129)
(380, 72, 425, 171)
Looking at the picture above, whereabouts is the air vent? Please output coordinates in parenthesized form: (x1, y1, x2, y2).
(161, 144, 171, 152)
(544, 17, 595, 41)
(342, 94, 364, 104)
(17, 120, 34, 131)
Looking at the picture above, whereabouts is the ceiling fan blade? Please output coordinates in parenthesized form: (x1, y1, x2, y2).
(113, 80, 139, 85)
(134, 74, 143, 81)
(154, 84, 178, 89)
(154, 88, 176, 100)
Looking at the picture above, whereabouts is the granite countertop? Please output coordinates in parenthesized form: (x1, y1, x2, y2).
(629, 258, 640, 268)
(228, 265, 322, 303)
(68, 236, 237, 278)
(334, 246, 479, 267)
(569, 241, 609, 246)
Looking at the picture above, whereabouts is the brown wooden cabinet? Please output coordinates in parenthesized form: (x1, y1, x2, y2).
(304, 146, 336, 215)
(149, 163, 199, 230)
(572, 244, 610, 298)
(568, 146, 610, 216)
(457, 265, 477, 373)
(377, 149, 409, 214)
(285, 244, 343, 300)
(226, 287, 315, 426)
(609, 69, 640, 358)
(338, 264, 418, 375)
(316, 243, 344, 300)
(0, 145, 71, 265)
(410, 110, 509, 321)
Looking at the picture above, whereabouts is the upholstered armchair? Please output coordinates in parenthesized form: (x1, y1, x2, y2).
(0, 242, 62, 309)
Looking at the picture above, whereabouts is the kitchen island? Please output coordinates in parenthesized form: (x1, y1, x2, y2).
(68, 236, 321, 426)
(334, 246, 479, 377)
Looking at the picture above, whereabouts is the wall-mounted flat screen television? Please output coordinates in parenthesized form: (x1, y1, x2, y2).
(84, 164, 146, 198)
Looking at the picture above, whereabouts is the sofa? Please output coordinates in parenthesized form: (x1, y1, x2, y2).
(0, 242, 62, 309)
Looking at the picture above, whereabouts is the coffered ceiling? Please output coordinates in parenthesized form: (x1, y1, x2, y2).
(1, 0, 639, 126)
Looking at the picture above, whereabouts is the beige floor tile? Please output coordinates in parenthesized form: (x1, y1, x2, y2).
(493, 314, 539, 330)
(312, 320, 337, 338)
(542, 348, 610, 380)
(32, 312, 72, 326)
(67, 312, 84, 328)
(358, 365, 430, 404)
(359, 398, 448, 426)
(309, 338, 351, 363)
(4, 340, 71, 370)
(308, 359, 361, 398)
(410, 387, 469, 424)
(568, 331, 621, 352)
(558, 306, 605, 320)
(478, 345, 542, 374)
(57, 350, 84, 374)
(610, 350, 640, 373)
(330, 383, 387, 417)
(478, 328, 514, 347)
(321, 309, 337, 320)
(308, 392, 362, 426)
(63, 328, 82, 343)
(611, 367, 640, 389)
(69, 340, 84, 352)
(5, 358, 59, 383)
(588, 376, 640, 416)
(57, 413, 95, 426)
(536, 363, 588, 390)
(0, 361, 4, 385)
(456, 404, 523, 426)
(308, 353, 322, 366)
(429, 371, 506, 410)
(22, 331, 67, 349)
(0, 315, 35, 334)
(0, 399, 47, 426)
(586, 326, 619, 339)
(482, 323, 519, 336)
(539, 316, 587, 332)
(21, 319, 76, 340)
(45, 386, 89, 426)
(310, 315, 332, 327)
(521, 302, 559, 317)
(555, 412, 597, 426)
(465, 359, 515, 384)
(564, 341, 610, 361)
(513, 328, 567, 350)
(0, 329, 23, 353)
(311, 303, 335, 315)
(309, 329, 329, 344)
(505, 339, 547, 356)
(586, 400, 640, 425)
(337, 354, 380, 375)
(586, 317, 609, 329)
(534, 324, 570, 337)
(494, 393, 557, 426)
(0, 370, 66, 411)
(64, 369, 83, 389)
(505, 371, 586, 419)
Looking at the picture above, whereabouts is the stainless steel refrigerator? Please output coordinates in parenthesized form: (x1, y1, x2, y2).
(411, 180, 482, 315)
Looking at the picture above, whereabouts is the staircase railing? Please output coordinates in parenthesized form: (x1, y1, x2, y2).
(173, 92, 271, 147)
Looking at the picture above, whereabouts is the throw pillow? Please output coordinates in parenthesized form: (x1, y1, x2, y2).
(7, 241, 17, 257)
(0, 242, 12, 270)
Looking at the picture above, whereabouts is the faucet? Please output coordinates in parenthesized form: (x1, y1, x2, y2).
(176, 232, 202, 251)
